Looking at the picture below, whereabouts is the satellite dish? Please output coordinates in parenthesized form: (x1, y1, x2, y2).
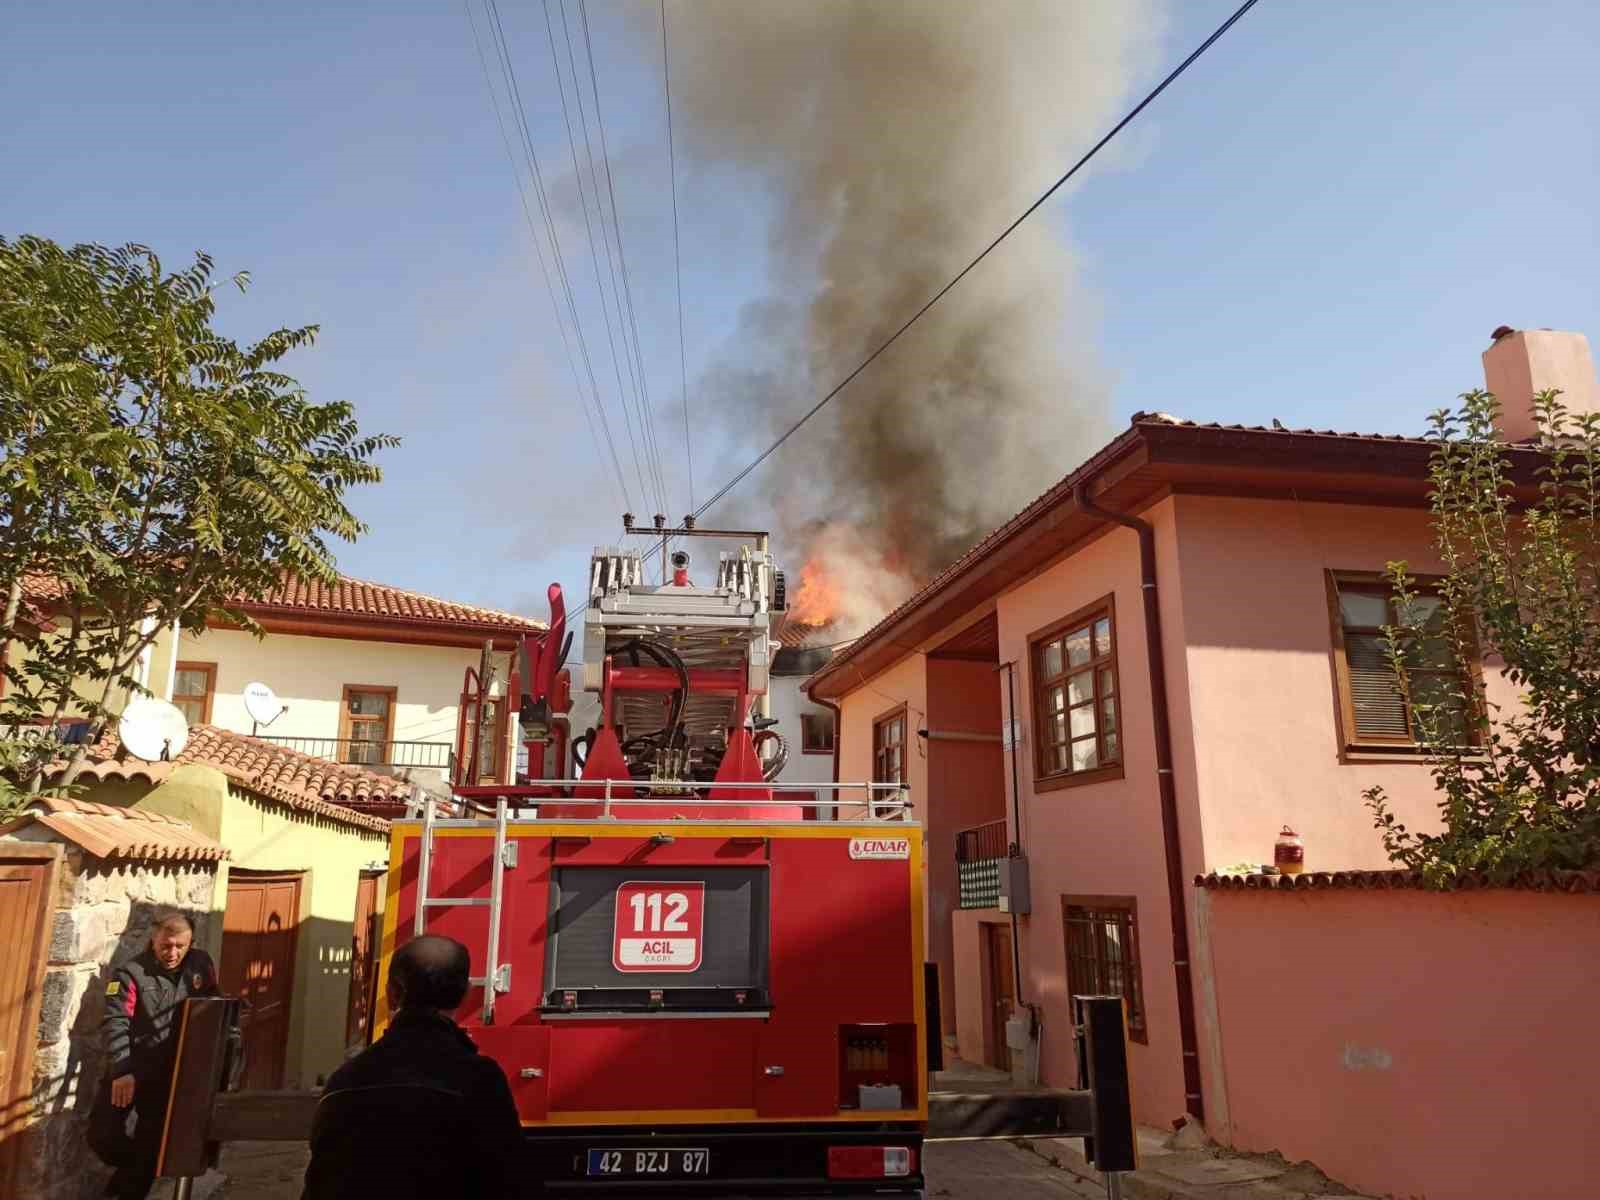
(242, 681, 284, 725)
(119, 697, 190, 762)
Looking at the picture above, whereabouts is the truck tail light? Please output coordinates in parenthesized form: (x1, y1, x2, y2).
(827, 1146, 915, 1179)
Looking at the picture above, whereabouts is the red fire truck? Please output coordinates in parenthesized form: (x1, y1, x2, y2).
(375, 525, 930, 1195)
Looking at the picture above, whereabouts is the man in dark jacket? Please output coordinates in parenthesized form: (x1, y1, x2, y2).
(302, 934, 526, 1199)
(93, 912, 220, 1199)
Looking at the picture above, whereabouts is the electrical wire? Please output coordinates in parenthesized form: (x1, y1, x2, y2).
(576, 0, 673, 519)
(660, 0, 694, 513)
(690, 0, 1266, 522)
(541, 0, 659, 517)
(464, 0, 631, 513)
(481, 0, 636, 513)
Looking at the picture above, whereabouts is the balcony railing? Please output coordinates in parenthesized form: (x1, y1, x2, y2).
(254, 736, 455, 771)
(956, 818, 1008, 910)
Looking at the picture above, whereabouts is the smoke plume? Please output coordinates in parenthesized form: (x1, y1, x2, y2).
(660, 1, 1164, 635)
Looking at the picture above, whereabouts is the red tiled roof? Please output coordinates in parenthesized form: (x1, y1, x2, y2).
(242, 573, 545, 634)
(777, 620, 843, 650)
(807, 413, 1547, 697)
(0, 797, 228, 862)
(17, 570, 543, 638)
(1195, 869, 1600, 894)
(45, 725, 396, 834)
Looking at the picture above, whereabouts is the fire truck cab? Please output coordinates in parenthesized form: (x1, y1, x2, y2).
(376, 526, 930, 1195)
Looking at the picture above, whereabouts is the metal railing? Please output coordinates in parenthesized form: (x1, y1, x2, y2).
(253, 735, 455, 771)
(957, 818, 1008, 909)
(415, 779, 915, 824)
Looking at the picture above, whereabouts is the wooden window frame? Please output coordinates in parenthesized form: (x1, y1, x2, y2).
(172, 661, 217, 726)
(1028, 595, 1124, 793)
(1061, 894, 1147, 1044)
(800, 710, 836, 755)
(872, 704, 908, 786)
(339, 684, 397, 766)
(1325, 570, 1484, 758)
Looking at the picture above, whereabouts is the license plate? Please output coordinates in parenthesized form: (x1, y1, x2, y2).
(587, 1148, 711, 1178)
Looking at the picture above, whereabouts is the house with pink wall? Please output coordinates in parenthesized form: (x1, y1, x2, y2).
(805, 328, 1600, 1196)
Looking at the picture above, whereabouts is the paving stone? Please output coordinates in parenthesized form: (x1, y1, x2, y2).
(1153, 1157, 1285, 1187)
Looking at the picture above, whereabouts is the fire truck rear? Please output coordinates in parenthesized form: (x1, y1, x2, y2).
(377, 523, 928, 1195)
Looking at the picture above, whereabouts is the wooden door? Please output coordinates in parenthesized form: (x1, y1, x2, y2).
(0, 848, 58, 1198)
(346, 873, 381, 1048)
(985, 923, 1016, 1073)
(221, 872, 302, 1090)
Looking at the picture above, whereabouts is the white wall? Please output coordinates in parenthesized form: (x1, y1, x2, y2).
(148, 625, 493, 750)
(768, 673, 836, 788)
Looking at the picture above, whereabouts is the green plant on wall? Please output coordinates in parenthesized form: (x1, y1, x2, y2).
(1365, 389, 1600, 885)
(0, 236, 397, 794)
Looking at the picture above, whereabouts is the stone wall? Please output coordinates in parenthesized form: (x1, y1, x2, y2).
(17, 847, 219, 1200)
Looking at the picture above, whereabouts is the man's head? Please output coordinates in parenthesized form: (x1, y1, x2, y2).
(386, 935, 471, 1015)
(151, 913, 194, 970)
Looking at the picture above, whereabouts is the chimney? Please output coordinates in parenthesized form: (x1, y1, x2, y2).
(1481, 328, 1600, 443)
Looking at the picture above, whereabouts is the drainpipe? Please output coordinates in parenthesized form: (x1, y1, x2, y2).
(816, 693, 844, 821)
(1073, 481, 1204, 1124)
(995, 661, 1026, 1005)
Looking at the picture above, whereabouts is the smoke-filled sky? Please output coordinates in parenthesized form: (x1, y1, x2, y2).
(4, 0, 1599, 634)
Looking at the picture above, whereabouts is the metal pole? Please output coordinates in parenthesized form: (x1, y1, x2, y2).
(1104, 1172, 1124, 1200)
(174, 1178, 195, 1200)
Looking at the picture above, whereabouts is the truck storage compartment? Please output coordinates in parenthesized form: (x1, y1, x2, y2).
(542, 864, 771, 1015)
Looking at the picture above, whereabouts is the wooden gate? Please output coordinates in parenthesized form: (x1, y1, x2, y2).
(221, 871, 302, 1090)
(984, 922, 1016, 1073)
(0, 846, 59, 1198)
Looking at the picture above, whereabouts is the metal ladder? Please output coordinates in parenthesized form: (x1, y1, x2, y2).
(413, 797, 516, 1024)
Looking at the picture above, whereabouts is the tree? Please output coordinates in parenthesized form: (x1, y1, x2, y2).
(0, 236, 397, 798)
(1364, 389, 1600, 885)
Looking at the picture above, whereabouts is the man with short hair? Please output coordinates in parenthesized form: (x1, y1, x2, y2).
(93, 911, 220, 1199)
(302, 935, 526, 1199)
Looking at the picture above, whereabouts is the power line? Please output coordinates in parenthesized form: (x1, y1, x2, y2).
(541, 0, 659, 517)
(579, 0, 672, 521)
(660, 0, 694, 513)
(481, 0, 636, 513)
(573, 0, 672, 517)
(691, 0, 1266, 521)
(465, 0, 631, 512)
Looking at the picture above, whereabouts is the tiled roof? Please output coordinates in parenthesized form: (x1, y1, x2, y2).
(1195, 868, 1600, 894)
(244, 573, 544, 634)
(18, 570, 543, 637)
(0, 797, 228, 862)
(807, 412, 1546, 695)
(175, 727, 401, 832)
(44, 725, 396, 834)
(777, 620, 843, 650)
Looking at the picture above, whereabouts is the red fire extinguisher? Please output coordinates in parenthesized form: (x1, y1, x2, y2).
(1274, 825, 1304, 876)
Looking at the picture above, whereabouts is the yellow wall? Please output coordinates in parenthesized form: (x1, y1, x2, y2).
(140, 765, 389, 1087)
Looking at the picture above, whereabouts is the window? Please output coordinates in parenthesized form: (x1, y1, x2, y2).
(801, 711, 835, 754)
(873, 707, 906, 785)
(339, 686, 396, 766)
(1062, 896, 1146, 1042)
(1030, 597, 1121, 789)
(172, 662, 216, 726)
(1327, 572, 1479, 751)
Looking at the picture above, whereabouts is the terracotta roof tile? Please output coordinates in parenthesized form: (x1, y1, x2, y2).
(1195, 868, 1600, 894)
(777, 620, 843, 650)
(175, 727, 397, 833)
(244, 573, 544, 634)
(0, 797, 228, 862)
(42, 725, 395, 834)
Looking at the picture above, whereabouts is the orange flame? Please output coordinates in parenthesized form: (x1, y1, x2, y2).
(788, 558, 841, 626)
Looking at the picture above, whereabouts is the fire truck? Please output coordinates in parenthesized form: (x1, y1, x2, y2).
(375, 522, 929, 1195)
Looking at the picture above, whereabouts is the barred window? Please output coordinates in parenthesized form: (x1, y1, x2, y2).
(1062, 896, 1145, 1042)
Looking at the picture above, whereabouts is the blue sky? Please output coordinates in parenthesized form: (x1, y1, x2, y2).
(5, 0, 1596, 622)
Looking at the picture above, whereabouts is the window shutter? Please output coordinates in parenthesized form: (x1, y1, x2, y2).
(1345, 633, 1408, 737)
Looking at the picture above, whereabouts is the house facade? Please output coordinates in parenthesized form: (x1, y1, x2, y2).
(768, 621, 840, 808)
(806, 327, 1596, 1127)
